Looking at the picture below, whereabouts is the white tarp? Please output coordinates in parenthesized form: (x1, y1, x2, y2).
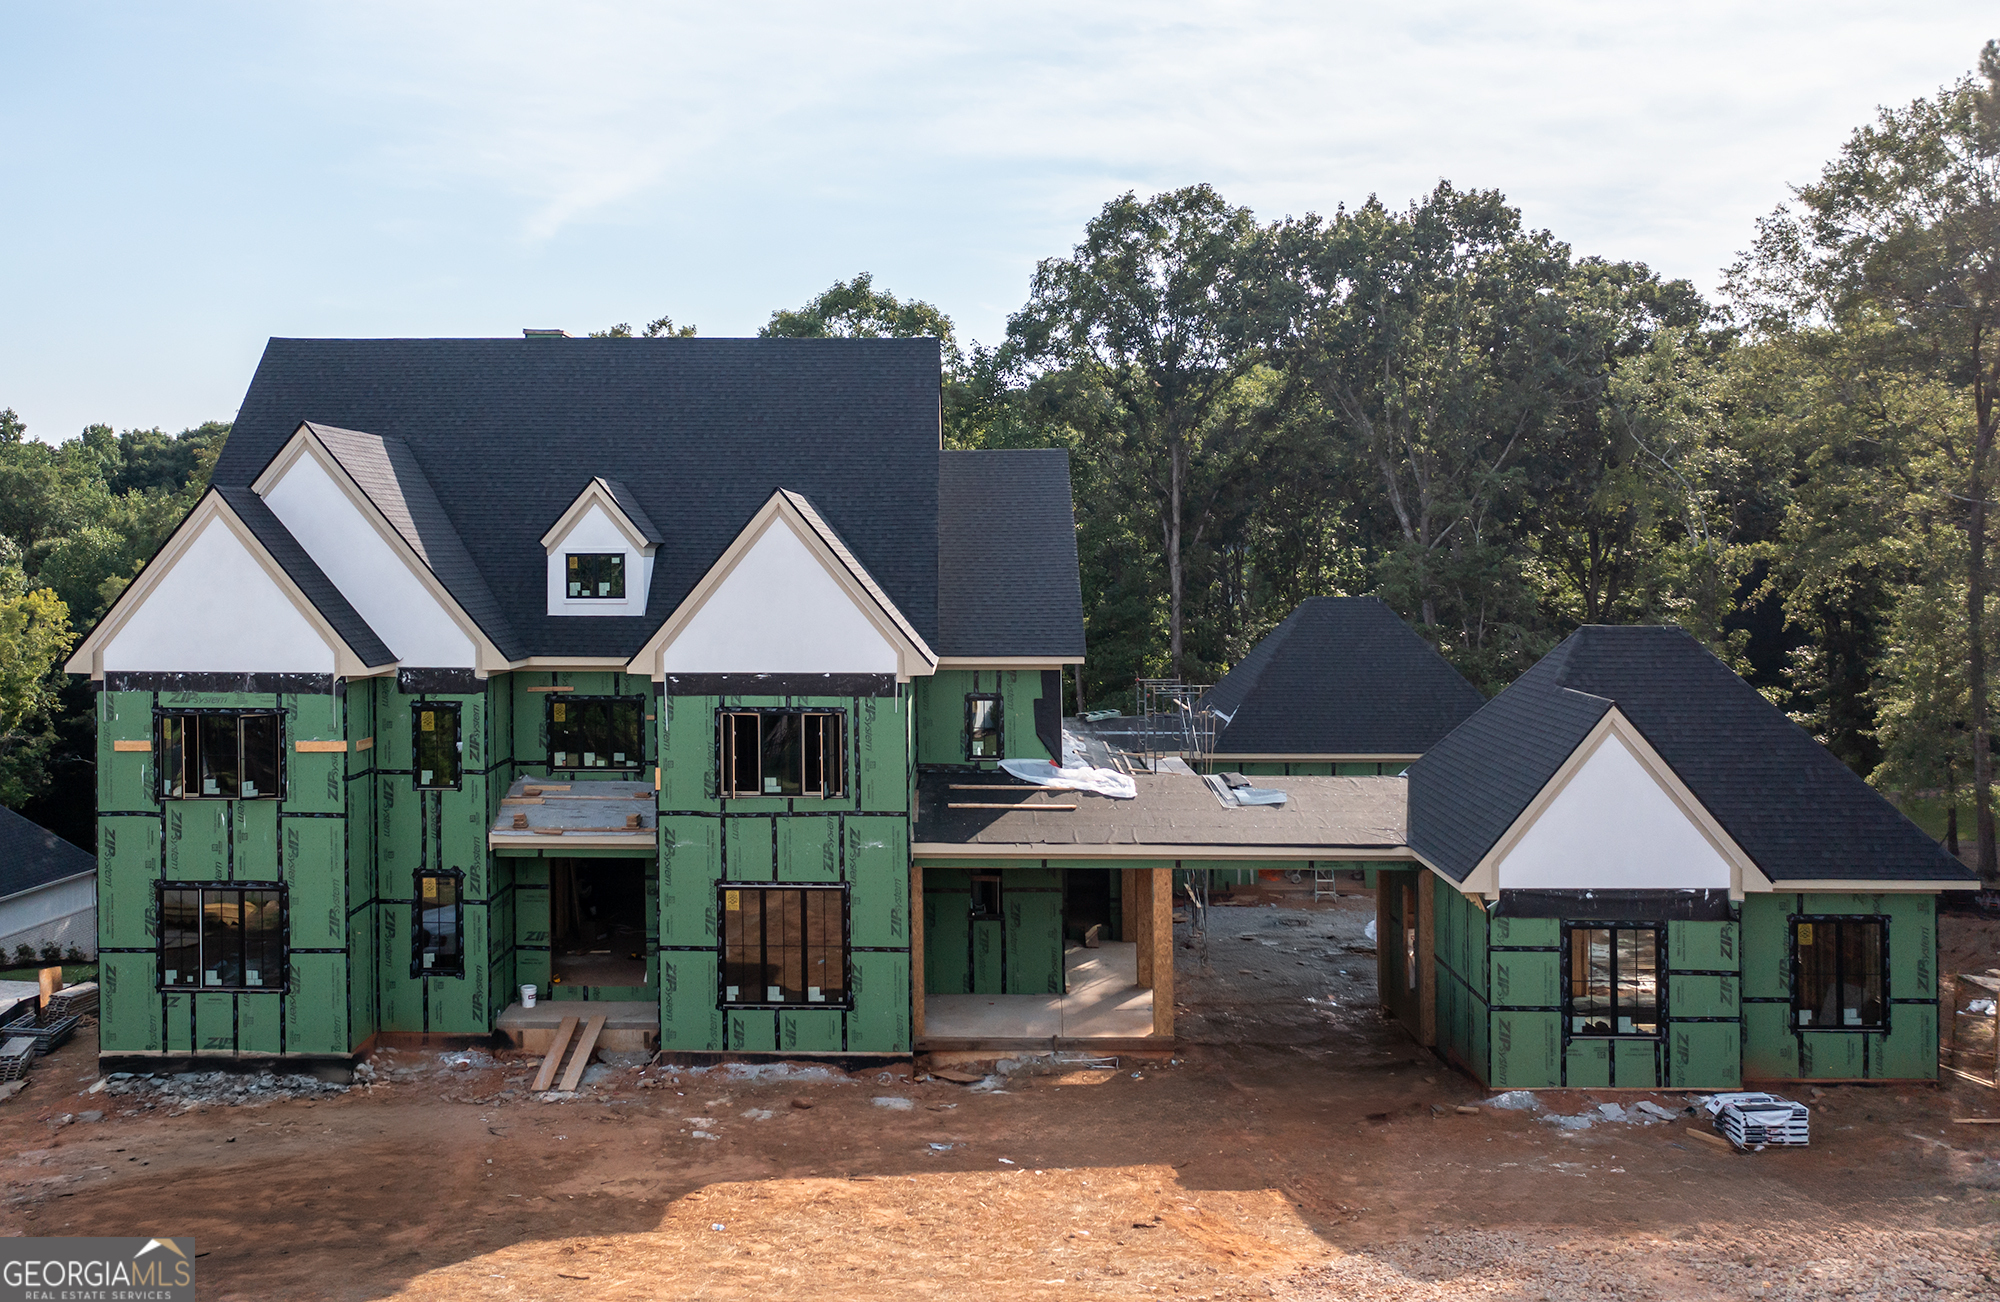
(998, 757, 1137, 800)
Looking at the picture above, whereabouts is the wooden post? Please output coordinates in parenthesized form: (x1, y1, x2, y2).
(909, 863, 925, 1042)
(1151, 866, 1174, 1038)
(1120, 868, 1138, 944)
(1134, 869, 1154, 988)
(1418, 871, 1437, 1047)
(1374, 874, 1391, 1013)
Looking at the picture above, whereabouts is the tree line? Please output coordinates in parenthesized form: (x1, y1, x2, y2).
(4, 43, 1994, 875)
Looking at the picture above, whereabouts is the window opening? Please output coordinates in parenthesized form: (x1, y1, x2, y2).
(550, 858, 648, 988)
(566, 552, 625, 599)
(1402, 883, 1418, 993)
(966, 694, 1003, 760)
(414, 873, 464, 975)
(1565, 925, 1661, 1036)
(971, 874, 1002, 919)
(158, 712, 283, 800)
(414, 703, 462, 788)
(1793, 917, 1886, 1028)
(548, 696, 643, 770)
(159, 885, 286, 990)
(720, 884, 848, 1006)
(718, 710, 846, 797)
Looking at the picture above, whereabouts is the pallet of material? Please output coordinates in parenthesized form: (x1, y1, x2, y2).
(1705, 1091, 1809, 1148)
(11, 1015, 79, 1055)
(43, 983, 98, 1019)
(0, 1036, 36, 1081)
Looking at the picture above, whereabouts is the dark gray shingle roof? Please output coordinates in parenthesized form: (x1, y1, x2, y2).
(593, 478, 662, 546)
(1408, 625, 1973, 885)
(1201, 597, 1486, 755)
(214, 338, 953, 660)
(937, 449, 1085, 658)
(0, 806, 94, 901)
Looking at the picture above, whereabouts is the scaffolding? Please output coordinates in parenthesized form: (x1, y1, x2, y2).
(1132, 678, 1220, 768)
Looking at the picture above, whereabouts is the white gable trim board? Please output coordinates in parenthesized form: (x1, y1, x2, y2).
(67, 494, 382, 681)
(632, 491, 936, 680)
(543, 498, 656, 618)
(255, 427, 490, 668)
(1456, 708, 1773, 901)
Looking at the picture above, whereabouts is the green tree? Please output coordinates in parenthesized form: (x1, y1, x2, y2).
(761, 273, 958, 368)
(0, 563, 74, 807)
(591, 315, 697, 338)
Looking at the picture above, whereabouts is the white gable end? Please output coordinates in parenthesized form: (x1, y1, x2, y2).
(545, 500, 654, 617)
(659, 519, 897, 674)
(261, 451, 475, 667)
(101, 514, 336, 675)
(1496, 729, 1733, 891)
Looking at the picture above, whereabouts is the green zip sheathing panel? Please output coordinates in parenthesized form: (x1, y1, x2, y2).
(96, 686, 357, 1060)
(1432, 876, 1490, 1084)
(1666, 920, 1741, 1088)
(657, 688, 913, 1055)
(924, 868, 974, 994)
(914, 670, 1055, 767)
(1488, 913, 1561, 1088)
(512, 858, 553, 998)
(1740, 891, 1937, 1082)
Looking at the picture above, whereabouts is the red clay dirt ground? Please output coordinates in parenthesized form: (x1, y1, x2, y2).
(2, 895, 1997, 1301)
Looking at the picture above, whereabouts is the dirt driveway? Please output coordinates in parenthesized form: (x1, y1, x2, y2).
(3, 896, 1998, 1300)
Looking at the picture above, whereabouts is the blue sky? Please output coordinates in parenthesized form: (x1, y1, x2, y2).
(1, 3, 1994, 442)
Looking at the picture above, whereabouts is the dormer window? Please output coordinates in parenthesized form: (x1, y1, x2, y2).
(542, 478, 659, 617)
(567, 553, 625, 600)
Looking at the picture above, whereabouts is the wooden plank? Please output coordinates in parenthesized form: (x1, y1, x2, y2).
(532, 1016, 580, 1092)
(526, 686, 574, 693)
(502, 797, 546, 805)
(558, 1015, 608, 1093)
(355, 736, 374, 751)
(111, 740, 151, 752)
(1151, 866, 1174, 1038)
(294, 740, 348, 753)
(948, 802, 1077, 810)
(1134, 869, 1153, 988)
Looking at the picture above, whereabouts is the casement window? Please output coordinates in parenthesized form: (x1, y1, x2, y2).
(719, 884, 848, 1007)
(413, 703, 462, 789)
(158, 712, 282, 800)
(1792, 917, 1887, 1029)
(718, 710, 846, 798)
(548, 696, 644, 770)
(414, 873, 464, 976)
(966, 694, 1003, 760)
(566, 552, 625, 599)
(1565, 925, 1662, 1036)
(160, 885, 286, 991)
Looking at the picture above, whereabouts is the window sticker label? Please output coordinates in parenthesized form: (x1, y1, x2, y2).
(725, 890, 740, 912)
(1797, 923, 1813, 946)
(725, 985, 739, 1001)
(766, 985, 782, 1002)
(552, 703, 566, 723)
(246, 969, 260, 987)
(421, 711, 435, 732)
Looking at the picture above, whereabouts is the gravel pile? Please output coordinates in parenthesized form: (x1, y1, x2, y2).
(101, 1069, 349, 1107)
(1276, 1227, 1998, 1301)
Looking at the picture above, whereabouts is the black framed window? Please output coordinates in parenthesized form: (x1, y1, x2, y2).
(719, 884, 848, 1007)
(1565, 924, 1661, 1036)
(414, 873, 464, 976)
(1792, 917, 1887, 1029)
(718, 710, 846, 798)
(566, 552, 625, 599)
(548, 696, 644, 770)
(413, 703, 462, 789)
(160, 885, 286, 991)
(158, 712, 282, 800)
(966, 694, 1003, 759)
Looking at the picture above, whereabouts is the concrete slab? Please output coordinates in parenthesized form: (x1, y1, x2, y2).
(922, 943, 1156, 1044)
(496, 999, 658, 1054)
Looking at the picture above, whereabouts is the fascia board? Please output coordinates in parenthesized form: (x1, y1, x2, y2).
(1205, 753, 1423, 763)
(1760, 879, 1976, 892)
(1466, 707, 1768, 901)
(934, 656, 1086, 669)
(507, 656, 635, 670)
(539, 479, 657, 556)
(908, 843, 1419, 862)
(64, 491, 389, 682)
(262, 424, 506, 670)
(626, 491, 937, 681)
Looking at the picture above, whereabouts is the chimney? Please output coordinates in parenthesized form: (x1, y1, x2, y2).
(522, 328, 571, 339)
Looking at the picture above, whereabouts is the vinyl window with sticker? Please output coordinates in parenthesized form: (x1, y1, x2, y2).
(718, 710, 846, 797)
(157, 712, 282, 799)
(413, 873, 464, 976)
(1792, 918, 1887, 1029)
(547, 696, 643, 770)
(1564, 925, 1661, 1036)
(413, 703, 462, 789)
(159, 885, 286, 991)
(719, 884, 848, 1007)
(566, 552, 625, 599)
(965, 694, 1003, 759)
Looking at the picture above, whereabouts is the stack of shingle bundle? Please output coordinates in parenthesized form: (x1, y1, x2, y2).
(1706, 1091, 1810, 1148)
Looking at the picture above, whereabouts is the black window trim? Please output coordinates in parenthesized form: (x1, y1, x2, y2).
(715, 881, 853, 1011)
(412, 868, 467, 979)
(564, 551, 627, 600)
(154, 707, 286, 802)
(715, 706, 850, 800)
(1560, 920, 1666, 1040)
(155, 880, 290, 993)
(965, 692, 1004, 761)
(1789, 912, 1891, 1033)
(411, 700, 464, 791)
(546, 693, 648, 773)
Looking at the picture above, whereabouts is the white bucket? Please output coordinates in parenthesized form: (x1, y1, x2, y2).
(520, 984, 537, 1009)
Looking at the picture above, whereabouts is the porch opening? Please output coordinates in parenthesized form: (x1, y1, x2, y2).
(550, 857, 648, 990)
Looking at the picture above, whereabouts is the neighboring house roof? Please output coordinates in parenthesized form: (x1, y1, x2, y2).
(212, 337, 958, 660)
(937, 449, 1085, 659)
(1200, 597, 1486, 755)
(0, 807, 94, 902)
(1408, 625, 1974, 886)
